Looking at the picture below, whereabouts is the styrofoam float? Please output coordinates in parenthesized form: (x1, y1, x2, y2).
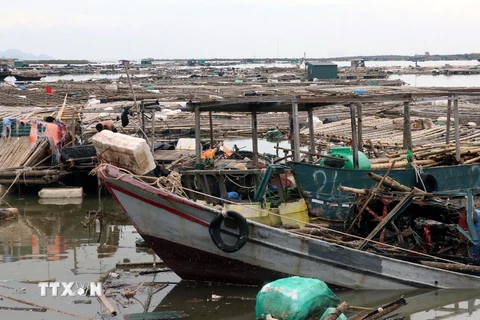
(38, 187, 83, 199)
(92, 131, 156, 175)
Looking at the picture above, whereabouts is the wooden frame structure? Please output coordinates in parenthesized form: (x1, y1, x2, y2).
(186, 91, 480, 169)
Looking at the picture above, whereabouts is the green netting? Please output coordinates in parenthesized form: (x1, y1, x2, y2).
(0, 122, 32, 136)
(320, 307, 347, 320)
(255, 277, 340, 320)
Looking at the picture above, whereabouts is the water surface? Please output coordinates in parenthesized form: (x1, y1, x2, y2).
(390, 73, 480, 87)
(0, 194, 479, 319)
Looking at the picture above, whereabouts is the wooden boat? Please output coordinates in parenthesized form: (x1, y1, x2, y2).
(97, 164, 480, 290)
(289, 161, 480, 220)
(0, 70, 11, 81)
(11, 72, 43, 81)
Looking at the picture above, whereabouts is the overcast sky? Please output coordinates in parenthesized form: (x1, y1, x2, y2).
(1, 0, 478, 60)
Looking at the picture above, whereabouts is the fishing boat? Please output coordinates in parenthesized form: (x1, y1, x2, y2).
(94, 90, 480, 290)
(11, 71, 43, 81)
(97, 163, 480, 290)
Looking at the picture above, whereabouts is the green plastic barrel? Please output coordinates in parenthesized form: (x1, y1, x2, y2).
(320, 147, 371, 170)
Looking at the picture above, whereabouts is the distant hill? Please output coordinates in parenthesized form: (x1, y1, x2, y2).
(0, 49, 53, 60)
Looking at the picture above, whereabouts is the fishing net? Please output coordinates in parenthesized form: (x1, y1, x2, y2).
(255, 277, 339, 320)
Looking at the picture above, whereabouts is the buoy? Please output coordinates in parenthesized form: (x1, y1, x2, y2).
(0, 208, 19, 219)
(38, 187, 83, 199)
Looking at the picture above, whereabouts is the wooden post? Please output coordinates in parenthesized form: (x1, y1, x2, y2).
(97, 176, 102, 211)
(121, 60, 142, 132)
(141, 101, 145, 137)
(466, 189, 479, 241)
(356, 103, 363, 152)
(454, 97, 461, 162)
(403, 101, 412, 149)
(98, 295, 117, 316)
(273, 174, 287, 203)
(292, 98, 301, 162)
(151, 111, 155, 155)
(56, 94, 68, 121)
(446, 97, 452, 144)
(307, 108, 315, 162)
(209, 111, 214, 149)
(349, 104, 359, 169)
(252, 110, 259, 166)
(195, 105, 201, 164)
(217, 174, 228, 199)
(70, 109, 76, 146)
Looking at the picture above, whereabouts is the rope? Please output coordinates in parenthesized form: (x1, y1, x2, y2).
(91, 163, 189, 198)
(153, 171, 188, 198)
(224, 173, 256, 190)
(0, 167, 34, 205)
(412, 163, 426, 191)
(221, 206, 228, 218)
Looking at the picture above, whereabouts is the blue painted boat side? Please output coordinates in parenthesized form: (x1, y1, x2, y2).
(289, 162, 480, 220)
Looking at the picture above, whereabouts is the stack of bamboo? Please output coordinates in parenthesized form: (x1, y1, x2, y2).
(370, 142, 480, 169)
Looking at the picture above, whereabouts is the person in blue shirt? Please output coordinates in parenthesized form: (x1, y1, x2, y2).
(2, 117, 17, 139)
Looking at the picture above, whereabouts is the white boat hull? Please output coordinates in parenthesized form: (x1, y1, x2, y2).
(99, 165, 480, 290)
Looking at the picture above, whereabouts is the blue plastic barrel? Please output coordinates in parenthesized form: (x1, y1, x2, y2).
(354, 89, 367, 95)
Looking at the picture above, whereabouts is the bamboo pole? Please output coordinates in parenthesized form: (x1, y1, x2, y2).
(325, 302, 349, 320)
(209, 111, 214, 148)
(350, 104, 359, 169)
(343, 161, 396, 237)
(337, 186, 369, 195)
(307, 108, 315, 162)
(357, 190, 414, 250)
(420, 261, 480, 273)
(98, 295, 117, 316)
(367, 139, 378, 158)
(454, 98, 461, 162)
(366, 172, 427, 194)
(292, 98, 300, 162)
(357, 103, 363, 152)
(370, 159, 435, 170)
(446, 97, 452, 143)
(464, 154, 480, 164)
(194, 105, 201, 164)
(403, 101, 412, 149)
(151, 113, 155, 155)
(252, 110, 259, 166)
(56, 94, 68, 121)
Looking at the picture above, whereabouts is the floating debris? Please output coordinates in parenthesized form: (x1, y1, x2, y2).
(124, 310, 189, 320)
(73, 299, 92, 304)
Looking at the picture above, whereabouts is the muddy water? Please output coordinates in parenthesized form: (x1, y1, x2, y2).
(0, 194, 479, 319)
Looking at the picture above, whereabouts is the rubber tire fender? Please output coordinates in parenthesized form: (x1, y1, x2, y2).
(209, 210, 249, 253)
(415, 172, 439, 192)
